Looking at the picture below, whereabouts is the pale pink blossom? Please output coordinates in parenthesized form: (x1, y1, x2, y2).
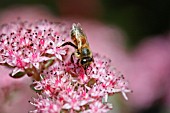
(82, 101, 112, 113)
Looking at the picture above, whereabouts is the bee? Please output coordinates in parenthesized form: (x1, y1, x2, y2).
(61, 23, 94, 73)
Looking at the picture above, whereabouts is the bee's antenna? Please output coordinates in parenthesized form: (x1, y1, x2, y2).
(72, 23, 77, 29)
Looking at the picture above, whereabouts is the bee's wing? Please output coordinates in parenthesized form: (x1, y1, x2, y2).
(71, 23, 89, 49)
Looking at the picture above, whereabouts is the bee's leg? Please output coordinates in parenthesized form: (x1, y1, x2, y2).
(88, 65, 93, 74)
(61, 42, 78, 49)
(73, 51, 81, 65)
(84, 65, 93, 75)
(85, 67, 91, 75)
(92, 56, 94, 62)
(71, 53, 75, 63)
(84, 66, 88, 75)
(76, 59, 80, 65)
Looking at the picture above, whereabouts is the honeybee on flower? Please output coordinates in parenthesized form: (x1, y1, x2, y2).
(61, 23, 94, 74)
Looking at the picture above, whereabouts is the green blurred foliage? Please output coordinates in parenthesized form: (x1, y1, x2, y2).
(101, 0, 170, 48)
(0, 0, 58, 15)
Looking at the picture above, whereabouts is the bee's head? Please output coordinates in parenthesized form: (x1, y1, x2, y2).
(80, 48, 93, 69)
(81, 57, 93, 70)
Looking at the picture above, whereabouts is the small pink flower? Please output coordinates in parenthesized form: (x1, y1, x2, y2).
(82, 101, 112, 113)
(29, 94, 62, 113)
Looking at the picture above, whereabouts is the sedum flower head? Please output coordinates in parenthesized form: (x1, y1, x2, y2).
(0, 19, 131, 113)
(30, 53, 130, 113)
(0, 19, 69, 80)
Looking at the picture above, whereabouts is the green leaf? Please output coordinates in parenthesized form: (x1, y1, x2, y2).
(30, 83, 42, 93)
(9, 71, 25, 78)
(44, 59, 54, 68)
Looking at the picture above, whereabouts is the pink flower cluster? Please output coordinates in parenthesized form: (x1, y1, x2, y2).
(0, 19, 130, 113)
(30, 53, 130, 113)
(0, 19, 69, 80)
